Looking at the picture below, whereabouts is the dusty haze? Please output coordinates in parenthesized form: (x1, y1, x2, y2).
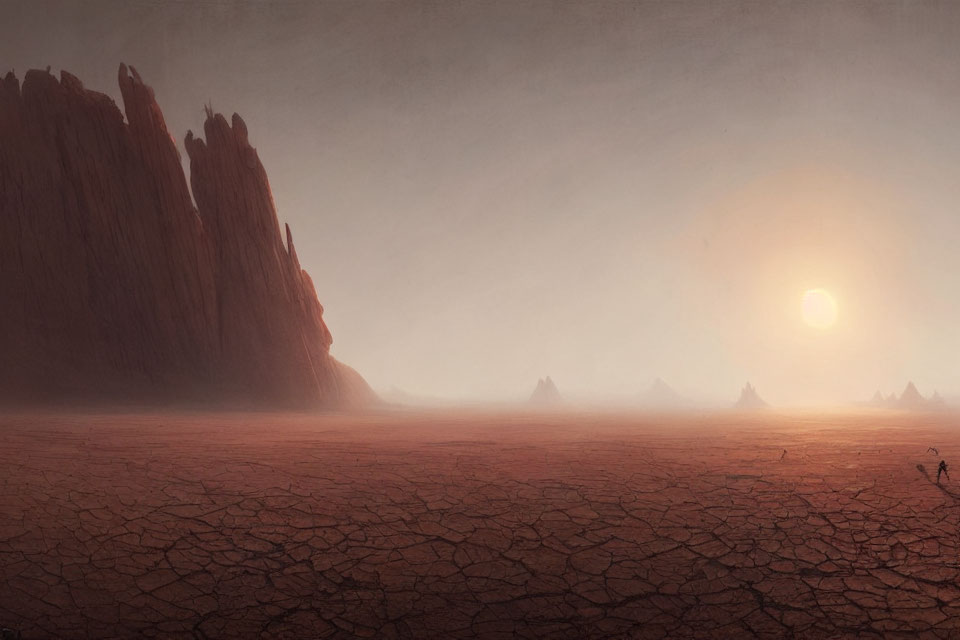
(4, 0, 959, 405)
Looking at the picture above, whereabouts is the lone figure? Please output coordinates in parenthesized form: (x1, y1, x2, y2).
(938, 460, 950, 484)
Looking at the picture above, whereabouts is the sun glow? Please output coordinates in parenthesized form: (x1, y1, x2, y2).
(801, 289, 838, 329)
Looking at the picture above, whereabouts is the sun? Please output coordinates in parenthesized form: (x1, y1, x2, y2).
(801, 288, 838, 329)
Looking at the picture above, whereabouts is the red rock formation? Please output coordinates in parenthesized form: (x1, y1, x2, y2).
(529, 376, 562, 405)
(734, 382, 768, 409)
(898, 381, 925, 409)
(639, 377, 686, 409)
(0, 64, 375, 408)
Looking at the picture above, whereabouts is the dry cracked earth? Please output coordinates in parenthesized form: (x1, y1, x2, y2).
(1, 409, 960, 639)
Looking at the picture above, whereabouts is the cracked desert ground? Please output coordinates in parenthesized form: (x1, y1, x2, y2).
(2, 410, 959, 639)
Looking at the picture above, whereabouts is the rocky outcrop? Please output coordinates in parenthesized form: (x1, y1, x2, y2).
(734, 382, 768, 409)
(868, 384, 948, 410)
(529, 376, 562, 406)
(0, 65, 375, 408)
(898, 381, 925, 409)
(640, 377, 685, 409)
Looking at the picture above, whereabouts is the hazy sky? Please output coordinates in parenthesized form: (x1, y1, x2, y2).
(5, 0, 960, 404)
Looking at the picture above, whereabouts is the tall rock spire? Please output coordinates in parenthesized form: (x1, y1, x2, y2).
(0, 65, 374, 408)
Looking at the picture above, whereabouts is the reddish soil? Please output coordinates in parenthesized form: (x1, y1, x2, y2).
(1, 409, 958, 639)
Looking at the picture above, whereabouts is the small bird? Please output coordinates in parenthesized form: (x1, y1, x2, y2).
(928, 447, 940, 456)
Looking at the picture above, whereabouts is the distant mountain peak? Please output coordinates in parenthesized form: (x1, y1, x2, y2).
(899, 381, 925, 408)
(870, 383, 948, 410)
(650, 377, 674, 393)
(735, 382, 768, 409)
(640, 377, 684, 408)
(530, 376, 562, 405)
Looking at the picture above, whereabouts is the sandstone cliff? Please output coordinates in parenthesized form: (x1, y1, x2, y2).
(0, 64, 375, 408)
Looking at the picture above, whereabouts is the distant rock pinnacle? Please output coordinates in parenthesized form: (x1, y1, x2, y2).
(530, 376, 562, 405)
(734, 382, 768, 409)
(898, 381, 925, 408)
(640, 377, 684, 409)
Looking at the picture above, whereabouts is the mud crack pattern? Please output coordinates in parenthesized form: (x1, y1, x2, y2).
(1, 411, 958, 639)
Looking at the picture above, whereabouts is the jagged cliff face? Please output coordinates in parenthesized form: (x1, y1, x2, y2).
(0, 64, 374, 408)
